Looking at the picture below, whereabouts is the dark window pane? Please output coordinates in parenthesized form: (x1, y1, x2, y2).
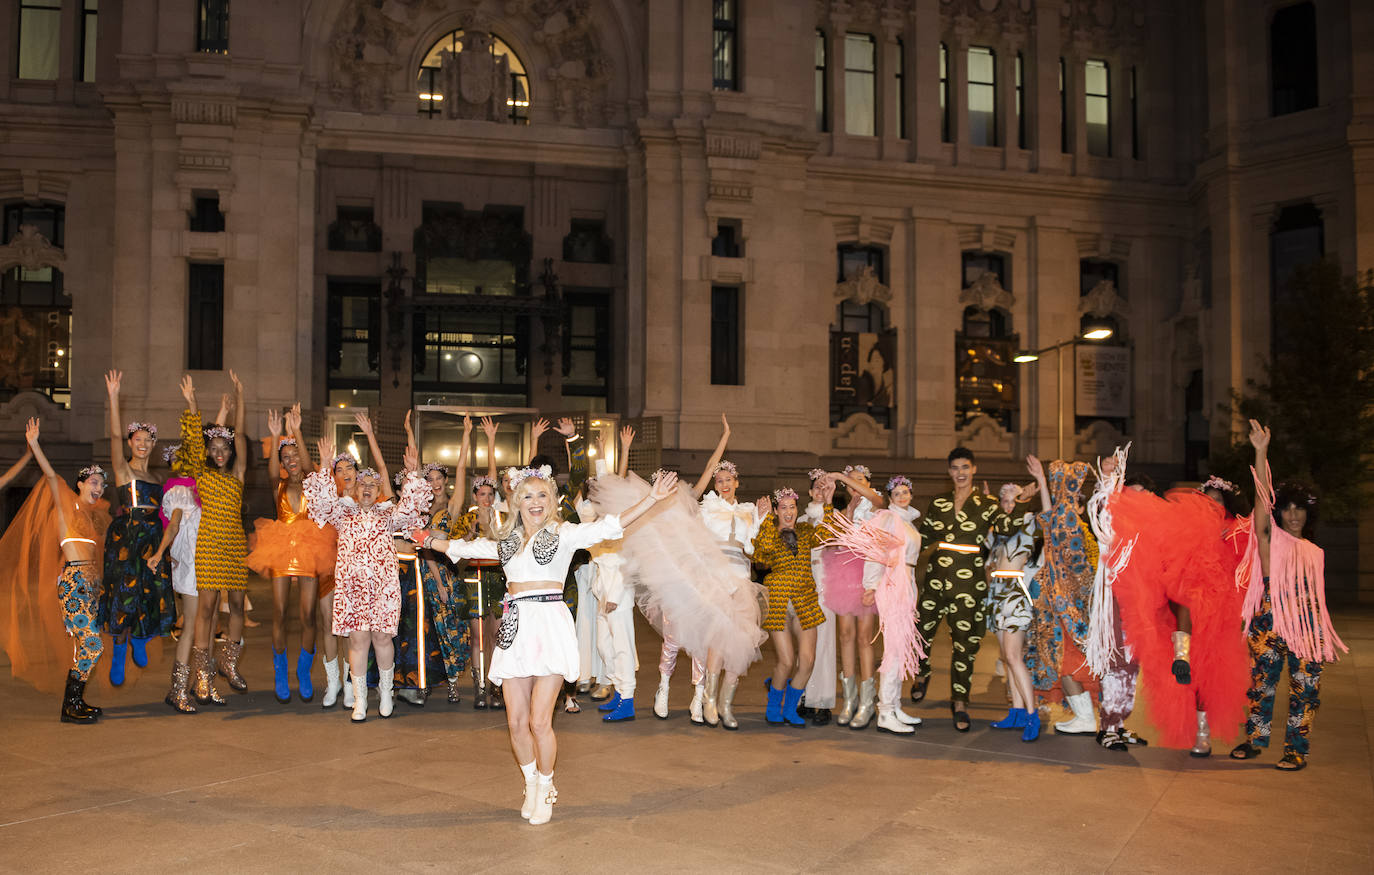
(815, 29, 828, 133)
(1271, 2, 1318, 115)
(711, 286, 741, 385)
(197, 0, 230, 53)
(713, 0, 738, 91)
(187, 264, 224, 370)
(189, 196, 225, 233)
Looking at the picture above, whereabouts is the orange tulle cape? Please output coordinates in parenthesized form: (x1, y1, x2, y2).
(244, 517, 337, 581)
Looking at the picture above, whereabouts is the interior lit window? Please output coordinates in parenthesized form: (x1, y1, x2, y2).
(417, 31, 530, 123)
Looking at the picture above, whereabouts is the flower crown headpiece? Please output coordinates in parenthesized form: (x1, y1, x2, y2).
(126, 421, 158, 440)
(773, 487, 798, 504)
(887, 475, 912, 492)
(357, 468, 381, 484)
(162, 443, 182, 464)
(1200, 475, 1236, 494)
(205, 425, 234, 442)
(714, 460, 738, 478)
(471, 475, 498, 493)
(422, 462, 448, 479)
(331, 453, 357, 472)
(507, 464, 554, 492)
(77, 464, 105, 481)
(277, 437, 298, 449)
(808, 468, 827, 482)
(844, 464, 871, 479)
(998, 482, 1021, 501)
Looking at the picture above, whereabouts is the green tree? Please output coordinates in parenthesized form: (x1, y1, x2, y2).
(1210, 260, 1374, 521)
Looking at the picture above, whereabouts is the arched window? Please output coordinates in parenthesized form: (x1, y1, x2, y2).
(1271, 2, 1318, 116)
(416, 30, 530, 123)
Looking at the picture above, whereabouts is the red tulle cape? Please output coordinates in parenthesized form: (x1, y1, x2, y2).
(1107, 488, 1249, 748)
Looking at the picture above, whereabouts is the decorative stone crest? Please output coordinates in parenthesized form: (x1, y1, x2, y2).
(0, 225, 65, 273)
(1079, 279, 1128, 320)
(438, 31, 511, 121)
(835, 265, 891, 305)
(959, 270, 1014, 313)
(1064, 0, 1146, 51)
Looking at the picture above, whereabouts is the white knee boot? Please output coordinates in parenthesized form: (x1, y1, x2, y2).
(378, 666, 395, 718)
(350, 676, 368, 722)
(1053, 691, 1097, 735)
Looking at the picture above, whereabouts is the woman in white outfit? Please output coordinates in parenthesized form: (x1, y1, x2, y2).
(420, 465, 677, 825)
(147, 442, 202, 712)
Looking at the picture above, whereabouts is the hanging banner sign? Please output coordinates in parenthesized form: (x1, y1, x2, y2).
(1075, 344, 1131, 419)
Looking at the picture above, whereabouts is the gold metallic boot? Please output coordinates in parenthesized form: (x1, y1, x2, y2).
(218, 640, 248, 692)
(192, 647, 226, 706)
(164, 660, 197, 713)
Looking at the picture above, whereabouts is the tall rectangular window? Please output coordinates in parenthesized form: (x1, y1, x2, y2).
(710, 286, 742, 385)
(968, 46, 997, 147)
(2, 203, 70, 407)
(712, 0, 738, 91)
(1085, 59, 1111, 157)
(940, 43, 951, 143)
(187, 264, 225, 371)
(1271, 2, 1318, 116)
(18, 0, 62, 81)
(893, 38, 906, 139)
(844, 33, 876, 136)
(1130, 66, 1139, 159)
(1015, 52, 1026, 148)
(79, 0, 99, 83)
(197, 0, 230, 54)
(815, 29, 828, 133)
(327, 281, 382, 409)
(1059, 58, 1068, 152)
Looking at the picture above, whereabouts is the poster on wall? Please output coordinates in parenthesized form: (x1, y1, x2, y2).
(830, 330, 896, 427)
(1075, 344, 1131, 419)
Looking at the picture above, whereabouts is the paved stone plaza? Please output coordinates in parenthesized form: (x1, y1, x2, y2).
(2, 591, 1371, 874)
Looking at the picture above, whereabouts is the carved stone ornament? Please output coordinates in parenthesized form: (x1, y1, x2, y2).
(0, 225, 65, 273)
(959, 271, 1014, 313)
(1078, 279, 1128, 320)
(438, 30, 511, 121)
(1064, 0, 1146, 51)
(956, 413, 1013, 455)
(941, 0, 1032, 41)
(835, 265, 891, 305)
(832, 412, 889, 450)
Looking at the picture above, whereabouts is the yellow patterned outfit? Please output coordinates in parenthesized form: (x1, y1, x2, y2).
(180, 410, 248, 591)
(449, 508, 506, 619)
(753, 510, 832, 632)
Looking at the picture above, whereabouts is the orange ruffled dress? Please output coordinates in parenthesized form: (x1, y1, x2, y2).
(245, 480, 337, 591)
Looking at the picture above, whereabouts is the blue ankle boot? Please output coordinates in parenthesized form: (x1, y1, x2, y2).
(129, 636, 150, 668)
(765, 684, 785, 724)
(782, 684, 807, 727)
(109, 640, 128, 686)
(272, 649, 291, 704)
(598, 691, 622, 712)
(296, 649, 314, 702)
(603, 696, 635, 722)
(991, 707, 1027, 729)
(1022, 710, 1041, 742)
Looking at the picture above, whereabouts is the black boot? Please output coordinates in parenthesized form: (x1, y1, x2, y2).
(61, 671, 98, 724)
(74, 669, 102, 717)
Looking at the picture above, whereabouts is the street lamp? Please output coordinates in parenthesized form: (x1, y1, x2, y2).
(1014, 323, 1115, 458)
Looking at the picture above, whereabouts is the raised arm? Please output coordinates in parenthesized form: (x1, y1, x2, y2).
(616, 469, 679, 529)
(356, 412, 394, 500)
(178, 375, 207, 479)
(25, 418, 68, 534)
(104, 370, 132, 484)
(831, 470, 885, 508)
(1027, 455, 1050, 513)
(266, 408, 283, 483)
(449, 415, 473, 517)
(1249, 419, 1272, 541)
(0, 445, 33, 492)
(230, 371, 247, 480)
(692, 413, 731, 499)
(557, 418, 588, 499)
(480, 416, 498, 481)
(305, 438, 344, 525)
(618, 425, 635, 478)
(286, 404, 313, 473)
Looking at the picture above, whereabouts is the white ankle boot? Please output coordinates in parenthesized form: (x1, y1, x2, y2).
(528, 776, 557, 825)
(378, 666, 395, 718)
(1054, 692, 1097, 734)
(350, 677, 367, 722)
(322, 660, 341, 708)
(520, 775, 539, 819)
(688, 682, 705, 724)
(876, 708, 916, 734)
(342, 661, 355, 707)
(653, 672, 671, 719)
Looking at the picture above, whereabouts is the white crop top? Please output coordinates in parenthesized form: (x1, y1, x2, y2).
(442, 514, 625, 584)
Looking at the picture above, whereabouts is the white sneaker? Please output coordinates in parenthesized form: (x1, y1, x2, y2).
(378, 667, 395, 718)
(322, 660, 341, 708)
(653, 673, 671, 719)
(520, 778, 539, 820)
(876, 709, 916, 734)
(528, 779, 557, 825)
(350, 677, 367, 722)
(688, 683, 705, 724)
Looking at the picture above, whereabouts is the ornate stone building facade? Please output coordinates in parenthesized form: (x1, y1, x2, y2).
(0, 0, 1371, 588)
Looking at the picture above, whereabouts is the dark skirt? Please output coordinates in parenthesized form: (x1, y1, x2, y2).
(379, 558, 471, 690)
(98, 508, 176, 638)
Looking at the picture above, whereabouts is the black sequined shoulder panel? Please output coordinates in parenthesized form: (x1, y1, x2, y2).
(498, 533, 521, 564)
(532, 528, 560, 565)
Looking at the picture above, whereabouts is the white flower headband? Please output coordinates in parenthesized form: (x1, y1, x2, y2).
(421, 462, 448, 479)
(126, 421, 158, 440)
(77, 464, 105, 481)
(357, 468, 381, 484)
(844, 464, 871, 479)
(277, 436, 297, 449)
(471, 475, 498, 493)
(714, 460, 738, 478)
(998, 482, 1020, 501)
(1200, 475, 1236, 494)
(331, 453, 357, 472)
(507, 464, 554, 492)
(773, 486, 798, 504)
(887, 475, 912, 492)
(808, 468, 827, 482)
(162, 443, 182, 464)
(205, 425, 234, 442)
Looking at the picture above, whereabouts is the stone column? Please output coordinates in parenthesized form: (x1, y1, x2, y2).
(827, 13, 849, 143)
(1030, 0, 1064, 172)
(911, 0, 941, 162)
(951, 33, 971, 164)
